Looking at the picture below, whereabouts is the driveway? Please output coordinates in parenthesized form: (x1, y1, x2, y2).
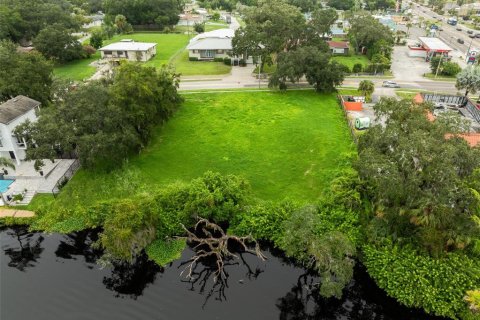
(391, 43, 430, 82)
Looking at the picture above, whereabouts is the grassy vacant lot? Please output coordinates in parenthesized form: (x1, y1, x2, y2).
(171, 50, 231, 76)
(33, 90, 354, 209)
(54, 33, 191, 81)
(332, 55, 370, 71)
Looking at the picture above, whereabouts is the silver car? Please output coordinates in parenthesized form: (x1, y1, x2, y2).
(382, 81, 400, 88)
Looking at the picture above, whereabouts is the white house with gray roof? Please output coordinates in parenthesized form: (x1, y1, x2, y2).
(0, 96, 40, 164)
(99, 39, 157, 62)
(187, 29, 235, 60)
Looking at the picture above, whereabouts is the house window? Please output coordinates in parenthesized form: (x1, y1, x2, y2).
(104, 50, 112, 55)
(117, 51, 124, 56)
(217, 50, 224, 54)
(200, 50, 215, 58)
(14, 135, 25, 148)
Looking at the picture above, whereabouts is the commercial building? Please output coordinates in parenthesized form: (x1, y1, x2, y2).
(408, 37, 453, 61)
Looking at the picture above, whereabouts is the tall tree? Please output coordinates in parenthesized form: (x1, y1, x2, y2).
(357, 98, 480, 256)
(309, 8, 338, 38)
(456, 65, 480, 97)
(270, 46, 345, 92)
(0, 40, 53, 105)
(348, 14, 394, 54)
(104, 0, 181, 28)
(232, 0, 305, 72)
(33, 24, 83, 62)
(327, 0, 355, 10)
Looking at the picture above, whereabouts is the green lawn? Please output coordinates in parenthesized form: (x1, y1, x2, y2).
(172, 50, 232, 76)
(332, 55, 370, 71)
(34, 91, 354, 210)
(53, 33, 191, 81)
(53, 52, 99, 81)
(423, 73, 456, 81)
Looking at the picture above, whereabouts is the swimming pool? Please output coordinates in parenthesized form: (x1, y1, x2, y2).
(0, 180, 14, 193)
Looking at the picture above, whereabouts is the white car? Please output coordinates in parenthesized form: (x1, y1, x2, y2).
(382, 81, 400, 88)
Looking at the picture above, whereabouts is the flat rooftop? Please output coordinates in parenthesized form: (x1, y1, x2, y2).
(99, 41, 156, 52)
(419, 37, 453, 52)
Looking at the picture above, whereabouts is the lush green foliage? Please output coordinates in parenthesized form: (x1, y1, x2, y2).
(456, 65, 480, 96)
(103, 0, 181, 29)
(0, 40, 53, 105)
(348, 14, 394, 55)
(431, 57, 462, 77)
(146, 238, 186, 267)
(33, 24, 84, 62)
(363, 243, 480, 319)
(34, 91, 353, 208)
(357, 98, 480, 256)
(327, 0, 355, 10)
(358, 80, 375, 101)
(0, 0, 80, 41)
(16, 63, 182, 169)
(270, 46, 345, 92)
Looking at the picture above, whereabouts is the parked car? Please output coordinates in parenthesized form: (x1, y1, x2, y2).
(382, 81, 400, 88)
(439, 27, 444, 31)
(476, 34, 480, 38)
(467, 30, 474, 34)
(456, 27, 462, 31)
(469, 34, 476, 38)
(457, 38, 465, 44)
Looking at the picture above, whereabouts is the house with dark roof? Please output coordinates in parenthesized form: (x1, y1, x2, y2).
(0, 96, 40, 164)
(327, 41, 350, 55)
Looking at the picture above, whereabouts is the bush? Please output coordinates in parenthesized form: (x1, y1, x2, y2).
(189, 57, 199, 61)
(441, 61, 462, 76)
(146, 238, 186, 267)
(224, 57, 231, 66)
(214, 57, 224, 62)
(82, 45, 96, 58)
(363, 243, 480, 319)
(338, 64, 351, 74)
(352, 63, 363, 73)
(193, 22, 204, 33)
(239, 58, 247, 66)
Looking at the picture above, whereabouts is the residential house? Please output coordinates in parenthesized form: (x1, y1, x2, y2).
(187, 29, 234, 61)
(99, 40, 157, 62)
(0, 96, 40, 165)
(82, 13, 105, 29)
(330, 26, 347, 39)
(327, 41, 350, 55)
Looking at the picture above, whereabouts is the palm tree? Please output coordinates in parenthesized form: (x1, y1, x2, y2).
(406, 22, 413, 37)
(358, 80, 375, 102)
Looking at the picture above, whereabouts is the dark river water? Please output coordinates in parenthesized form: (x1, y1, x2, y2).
(0, 227, 445, 320)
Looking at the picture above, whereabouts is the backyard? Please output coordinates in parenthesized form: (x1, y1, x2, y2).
(29, 90, 354, 210)
(331, 54, 370, 71)
(54, 33, 191, 81)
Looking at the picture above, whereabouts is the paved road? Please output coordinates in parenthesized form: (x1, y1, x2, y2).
(411, 2, 480, 55)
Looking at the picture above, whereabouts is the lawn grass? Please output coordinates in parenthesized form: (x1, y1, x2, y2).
(53, 33, 191, 81)
(332, 55, 370, 71)
(172, 50, 232, 76)
(53, 52, 100, 81)
(423, 73, 456, 81)
(33, 90, 354, 209)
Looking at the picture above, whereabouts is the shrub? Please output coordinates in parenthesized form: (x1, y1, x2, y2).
(239, 58, 247, 66)
(223, 57, 231, 65)
(363, 243, 480, 319)
(213, 57, 224, 62)
(352, 63, 363, 73)
(82, 45, 96, 58)
(338, 64, 351, 74)
(189, 57, 199, 61)
(146, 238, 186, 267)
(229, 200, 298, 244)
(193, 22, 204, 33)
(441, 61, 462, 76)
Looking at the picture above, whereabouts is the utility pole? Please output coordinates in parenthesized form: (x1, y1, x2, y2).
(435, 53, 443, 78)
(466, 37, 474, 63)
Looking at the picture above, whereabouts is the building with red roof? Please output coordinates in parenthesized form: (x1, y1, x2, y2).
(326, 41, 350, 55)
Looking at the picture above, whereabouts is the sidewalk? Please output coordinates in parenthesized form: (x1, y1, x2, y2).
(0, 209, 35, 218)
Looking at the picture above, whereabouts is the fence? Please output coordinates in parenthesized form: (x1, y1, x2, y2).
(52, 159, 81, 197)
(338, 95, 359, 144)
(421, 93, 480, 124)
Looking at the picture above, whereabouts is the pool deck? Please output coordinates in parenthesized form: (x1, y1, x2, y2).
(0, 208, 35, 218)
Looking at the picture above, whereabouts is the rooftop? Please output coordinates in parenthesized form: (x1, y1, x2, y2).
(419, 37, 453, 52)
(0, 96, 40, 125)
(327, 41, 349, 49)
(187, 28, 234, 50)
(99, 41, 157, 52)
